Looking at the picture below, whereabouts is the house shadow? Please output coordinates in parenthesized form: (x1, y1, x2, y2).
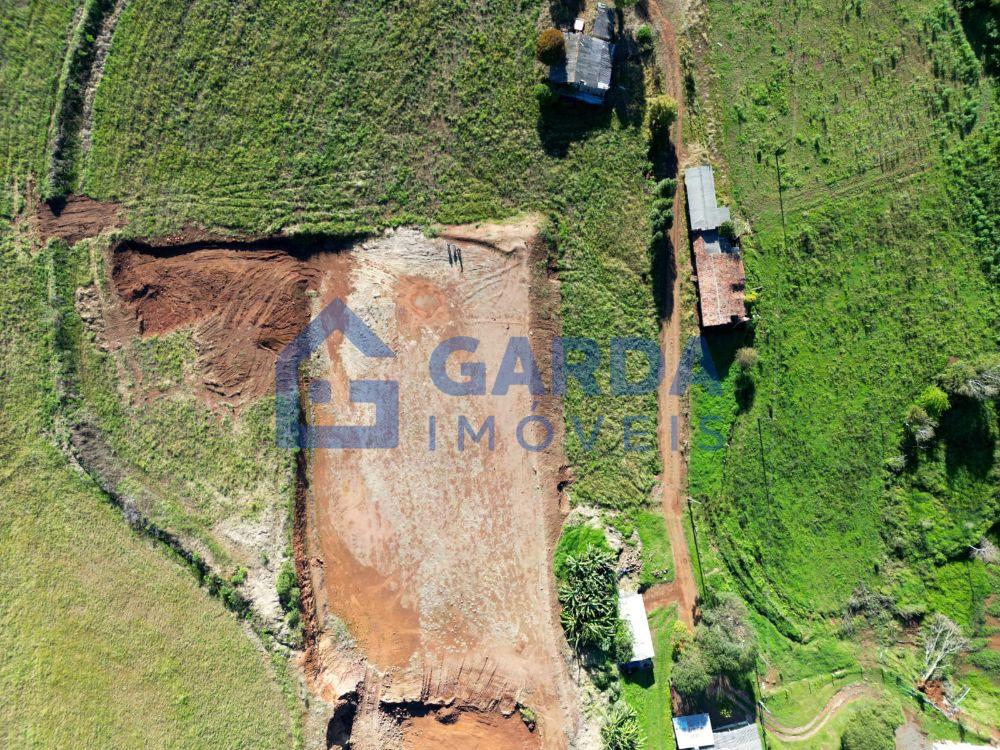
(621, 664, 655, 690)
(536, 97, 613, 158)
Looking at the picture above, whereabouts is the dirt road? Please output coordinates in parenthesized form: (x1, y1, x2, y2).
(645, 0, 699, 629)
(760, 684, 874, 742)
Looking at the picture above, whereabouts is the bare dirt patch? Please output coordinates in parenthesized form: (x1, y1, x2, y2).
(37, 194, 124, 244)
(110, 239, 340, 405)
(400, 708, 538, 750)
(301, 221, 576, 748)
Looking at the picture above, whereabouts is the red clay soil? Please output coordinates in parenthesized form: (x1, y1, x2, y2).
(37, 194, 123, 244)
(111, 242, 325, 404)
(400, 709, 539, 750)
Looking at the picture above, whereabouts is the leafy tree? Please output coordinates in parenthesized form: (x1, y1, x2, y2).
(696, 592, 757, 675)
(645, 95, 678, 143)
(671, 643, 711, 696)
(840, 703, 902, 750)
(601, 701, 643, 750)
(536, 28, 566, 65)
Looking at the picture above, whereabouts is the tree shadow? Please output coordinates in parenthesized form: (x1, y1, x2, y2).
(650, 233, 678, 321)
(548, 0, 583, 27)
(610, 30, 648, 129)
(955, 0, 999, 76)
(940, 396, 997, 481)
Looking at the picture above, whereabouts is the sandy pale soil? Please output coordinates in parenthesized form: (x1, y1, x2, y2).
(303, 224, 576, 749)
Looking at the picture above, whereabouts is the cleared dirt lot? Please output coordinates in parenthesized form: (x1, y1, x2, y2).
(107, 221, 577, 749)
(303, 223, 576, 749)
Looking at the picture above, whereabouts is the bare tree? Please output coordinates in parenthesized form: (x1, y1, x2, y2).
(921, 614, 967, 683)
(970, 538, 998, 564)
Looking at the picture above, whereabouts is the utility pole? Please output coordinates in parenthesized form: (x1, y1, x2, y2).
(686, 495, 707, 596)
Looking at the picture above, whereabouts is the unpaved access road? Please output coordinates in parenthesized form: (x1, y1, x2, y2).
(644, 0, 699, 628)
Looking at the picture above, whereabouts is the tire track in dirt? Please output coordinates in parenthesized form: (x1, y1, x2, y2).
(759, 684, 875, 742)
(645, 0, 699, 629)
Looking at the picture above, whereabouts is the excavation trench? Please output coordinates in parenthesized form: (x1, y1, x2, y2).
(101, 221, 576, 750)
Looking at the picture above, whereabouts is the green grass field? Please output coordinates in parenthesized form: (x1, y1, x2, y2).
(685, 0, 999, 628)
(681, 0, 999, 734)
(621, 607, 678, 750)
(0, 226, 297, 748)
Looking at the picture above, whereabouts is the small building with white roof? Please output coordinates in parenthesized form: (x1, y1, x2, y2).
(673, 713, 715, 750)
(618, 593, 655, 668)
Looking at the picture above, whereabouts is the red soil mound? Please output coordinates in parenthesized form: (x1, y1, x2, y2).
(401, 710, 539, 750)
(38, 195, 123, 244)
(111, 241, 326, 404)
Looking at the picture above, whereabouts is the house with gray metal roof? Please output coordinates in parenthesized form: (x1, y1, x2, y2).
(684, 165, 731, 232)
(548, 30, 614, 105)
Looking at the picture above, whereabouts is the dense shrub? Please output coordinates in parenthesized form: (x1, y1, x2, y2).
(636, 24, 653, 50)
(916, 385, 950, 418)
(601, 701, 643, 750)
(536, 28, 566, 64)
(840, 704, 902, 750)
(719, 220, 737, 242)
(736, 347, 758, 371)
(696, 592, 758, 675)
(655, 178, 677, 198)
(558, 546, 624, 651)
(645, 95, 678, 143)
(671, 643, 711, 696)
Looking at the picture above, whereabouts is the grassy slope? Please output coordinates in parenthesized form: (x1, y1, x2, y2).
(0, 2, 294, 743)
(0, 0, 79, 215)
(686, 0, 999, 630)
(0, 228, 294, 748)
(82, 0, 663, 511)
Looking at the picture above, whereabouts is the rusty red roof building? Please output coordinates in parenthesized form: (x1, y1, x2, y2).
(684, 166, 748, 327)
